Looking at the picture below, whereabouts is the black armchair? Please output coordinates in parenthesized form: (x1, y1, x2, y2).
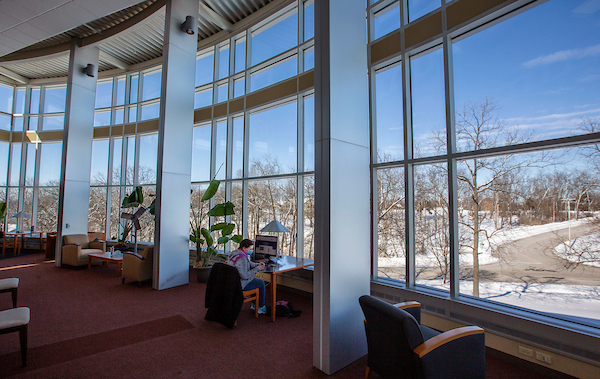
(359, 295, 486, 379)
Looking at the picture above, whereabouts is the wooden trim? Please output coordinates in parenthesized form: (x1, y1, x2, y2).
(394, 301, 420, 310)
(414, 326, 484, 358)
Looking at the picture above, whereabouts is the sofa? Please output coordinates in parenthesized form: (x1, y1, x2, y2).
(62, 234, 106, 266)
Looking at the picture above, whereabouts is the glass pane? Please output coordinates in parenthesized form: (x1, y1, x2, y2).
(304, 95, 314, 171)
(215, 121, 227, 180)
(251, 10, 298, 66)
(112, 138, 123, 185)
(116, 77, 126, 106)
(14, 89, 25, 114)
(29, 88, 40, 114)
(376, 167, 406, 282)
(304, 0, 314, 41)
(194, 88, 213, 109)
(232, 116, 244, 179)
(408, 0, 440, 23)
(129, 75, 139, 104)
(42, 115, 64, 130)
(114, 108, 124, 124)
(414, 163, 450, 287)
(9, 143, 21, 186)
(138, 134, 157, 184)
(218, 45, 230, 80)
(303, 175, 315, 259)
(304, 47, 314, 71)
(94, 110, 111, 127)
(191, 124, 211, 182)
(196, 52, 215, 86)
(28, 116, 38, 131)
(25, 144, 36, 186)
(234, 38, 246, 74)
(128, 107, 137, 123)
(126, 137, 135, 185)
(142, 70, 162, 101)
(43, 86, 66, 113)
(0, 114, 10, 131)
(457, 145, 600, 326)
(190, 183, 210, 248)
(231, 181, 244, 240)
(375, 62, 403, 162)
(0, 84, 13, 114)
(89, 186, 107, 235)
(110, 187, 121, 240)
(6, 189, 18, 231)
(250, 57, 298, 92)
(453, 0, 600, 148)
(37, 187, 59, 232)
(234, 78, 245, 98)
(410, 48, 446, 158)
(95, 80, 113, 109)
(39, 143, 62, 186)
(22, 188, 33, 231)
(249, 101, 297, 175)
(217, 83, 228, 103)
(12, 116, 23, 131)
(91, 140, 109, 185)
(0, 141, 9, 186)
(373, 2, 400, 41)
(138, 186, 156, 242)
(140, 102, 160, 121)
(247, 177, 297, 256)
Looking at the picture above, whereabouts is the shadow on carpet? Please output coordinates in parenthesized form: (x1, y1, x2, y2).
(0, 314, 194, 377)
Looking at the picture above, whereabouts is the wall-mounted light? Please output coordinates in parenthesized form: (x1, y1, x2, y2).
(181, 15, 196, 35)
(83, 64, 96, 77)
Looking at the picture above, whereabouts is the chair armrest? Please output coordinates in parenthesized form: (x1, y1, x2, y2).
(124, 252, 144, 260)
(414, 326, 484, 358)
(89, 241, 106, 250)
(394, 301, 421, 323)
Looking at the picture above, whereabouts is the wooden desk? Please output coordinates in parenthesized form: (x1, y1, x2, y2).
(7, 232, 45, 254)
(88, 252, 123, 277)
(262, 255, 314, 322)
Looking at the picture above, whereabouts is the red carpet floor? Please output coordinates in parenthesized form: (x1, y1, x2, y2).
(0, 253, 569, 378)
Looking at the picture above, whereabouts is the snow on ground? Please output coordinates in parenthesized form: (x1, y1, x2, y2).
(554, 232, 600, 268)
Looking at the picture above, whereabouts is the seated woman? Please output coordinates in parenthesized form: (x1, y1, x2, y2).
(228, 239, 267, 315)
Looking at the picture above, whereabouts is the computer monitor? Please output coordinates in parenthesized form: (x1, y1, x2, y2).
(254, 235, 278, 257)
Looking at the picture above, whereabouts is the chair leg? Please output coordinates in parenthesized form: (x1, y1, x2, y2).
(254, 295, 259, 318)
(365, 366, 371, 379)
(11, 288, 17, 308)
(19, 325, 27, 367)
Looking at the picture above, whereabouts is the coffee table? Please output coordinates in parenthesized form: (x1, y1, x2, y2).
(88, 252, 123, 277)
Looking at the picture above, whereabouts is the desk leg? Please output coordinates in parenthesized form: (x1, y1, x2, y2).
(116, 262, 122, 277)
(271, 273, 277, 322)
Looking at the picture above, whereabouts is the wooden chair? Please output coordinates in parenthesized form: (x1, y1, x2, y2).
(0, 231, 22, 257)
(243, 288, 259, 319)
(0, 307, 30, 367)
(359, 295, 485, 379)
(0, 278, 19, 308)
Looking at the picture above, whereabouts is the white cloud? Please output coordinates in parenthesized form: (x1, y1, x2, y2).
(522, 43, 600, 68)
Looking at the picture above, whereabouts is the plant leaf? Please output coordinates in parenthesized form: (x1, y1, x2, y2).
(217, 236, 230, 245)
(222, 223, 235, 235)
(210, 222, 229, 231)
(208, 201, 235, 217)
(231, 235, 243, 244)
(202, 180, 220, 202)
(201, 228, 213, 246)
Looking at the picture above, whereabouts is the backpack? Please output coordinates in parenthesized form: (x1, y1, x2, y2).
(275, 300, 302, 318)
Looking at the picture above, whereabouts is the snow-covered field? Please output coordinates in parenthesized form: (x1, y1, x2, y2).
(378, 217, 600, 325)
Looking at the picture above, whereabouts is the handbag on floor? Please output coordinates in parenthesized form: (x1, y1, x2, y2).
(275, 300, 302, 318)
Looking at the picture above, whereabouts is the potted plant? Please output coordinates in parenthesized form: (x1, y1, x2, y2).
(114, 187, 155, 251)
(191, 179, 242, 282)
(0, 202, 6, 231)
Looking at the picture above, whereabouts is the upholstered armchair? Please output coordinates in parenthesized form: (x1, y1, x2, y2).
(62, 234, 106, 266)
(359, 295, 486, 379)
(122, 245, 153, 285)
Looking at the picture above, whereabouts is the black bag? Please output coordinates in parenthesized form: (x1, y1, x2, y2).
(275, 300, 302, 318)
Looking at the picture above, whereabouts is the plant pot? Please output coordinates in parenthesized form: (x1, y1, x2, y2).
(194, 266, 212, 283)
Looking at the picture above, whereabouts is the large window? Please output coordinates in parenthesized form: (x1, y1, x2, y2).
(370, 0, 600, 328)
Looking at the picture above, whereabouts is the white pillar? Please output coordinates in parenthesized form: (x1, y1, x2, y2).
(313, 0, 371, 374)
(153, 0, 198, 290)
(56, 39, 99, 266)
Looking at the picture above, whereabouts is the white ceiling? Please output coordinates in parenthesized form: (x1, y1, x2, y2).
(0, 0, 141, 58)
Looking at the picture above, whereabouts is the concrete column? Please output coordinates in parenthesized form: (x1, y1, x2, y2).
(153, 0, 198, 290)
(313, 0, 371, 374)
(56, 38, 99, 266)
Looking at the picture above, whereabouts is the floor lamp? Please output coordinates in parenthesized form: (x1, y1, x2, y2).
(260, 220, 290, 258)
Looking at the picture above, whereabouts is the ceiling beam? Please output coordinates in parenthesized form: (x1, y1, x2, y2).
(199, 2, 233, 32)
(99, 51, 130, 71)
(0, 65, 29, 84)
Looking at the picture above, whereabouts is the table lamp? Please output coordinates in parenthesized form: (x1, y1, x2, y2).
(260, 220, 290, 258)
(11, 211, 31, 233)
